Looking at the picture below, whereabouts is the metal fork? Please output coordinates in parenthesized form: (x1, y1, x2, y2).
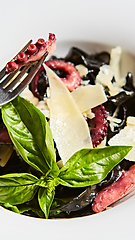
(0, 40, 47, 106)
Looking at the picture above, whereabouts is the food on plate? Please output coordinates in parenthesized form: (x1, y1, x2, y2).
(0, 36, 135, 219)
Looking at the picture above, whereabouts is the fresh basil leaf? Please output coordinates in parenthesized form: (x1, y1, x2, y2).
(1, 203, 20, 213)
(2, 202, 44, 217)
(17, 204, 44, 217)
(0, 173, 39, 204)
(58, 146, 132, 187)
(2, 96, 56, 175)
(50, 208, 62, 216)
(37, 176, 59, 218)
(51, 162, 60, 178)
(38, 185, 55, 219)
(27, 207, 45, 218)
(50, 198, 67, 216)
(51, 198, 66, 209)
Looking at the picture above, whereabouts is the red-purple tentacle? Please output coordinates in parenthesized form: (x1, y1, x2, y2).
(92, 164, 135, 213)
(0, 127, 12, 144)
(6, 33, 56, 74)
(45, 60, 81, 91)
(90, 105, 108, 148)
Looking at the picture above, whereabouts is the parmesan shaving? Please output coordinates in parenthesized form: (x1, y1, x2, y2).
(110, 46, 126, 87)
(110, 46, 122, 83)
(108, 126, 135, 161)
(96, 46, 126, 96)
(75, 64, 88, 77)
(71, 84, 107, 113)
(20, 86, 39, 106)
(127, 116, 135, 131)
(107, 115, 122, 131)
(44, 64, 93, 165)
(36, 100, 50, 118)
(83, 109, 95, 119)
(96, 65, 119, 96)
(127, 116, 135, 125)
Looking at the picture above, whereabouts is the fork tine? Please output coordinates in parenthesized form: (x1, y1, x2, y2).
(0, 70, 18, 87)
(8, 52, 48, 100)
(0, 39, 32, 81)
(15, 40, 32, 56)
(4, 63, 33, 92)
(0, 68, 7, 81)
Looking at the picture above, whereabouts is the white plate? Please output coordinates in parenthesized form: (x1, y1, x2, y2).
(0, 0, 135, 239)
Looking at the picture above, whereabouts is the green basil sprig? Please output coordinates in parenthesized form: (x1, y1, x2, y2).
(38, 186, 55, 219)
(0, 96, 132, 218)
(2, 96, 58, 176)
(0, 173, 39, 204)
(58, 146, 131, 187)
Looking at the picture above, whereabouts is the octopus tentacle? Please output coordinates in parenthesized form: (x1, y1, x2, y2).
(31, 59, 82, 98)
(30, 65, 45, 98)
(45, 59, 82, 91)
(0, 127, 12, 144)
(90, 105, 108, 148)
(92, 164, 135, 213)
(6, 33, 56, 74)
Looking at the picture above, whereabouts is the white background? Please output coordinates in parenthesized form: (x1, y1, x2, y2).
(0, 0, 135, 67)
